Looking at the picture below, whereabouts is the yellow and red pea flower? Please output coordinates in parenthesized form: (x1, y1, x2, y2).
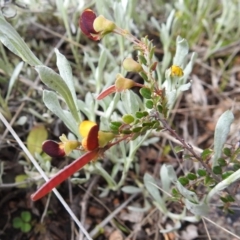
(42, 134, 80, 157)
(32, 121, 115, 201)
(79, 9, 100, 41)
(79, 9, 116, 41)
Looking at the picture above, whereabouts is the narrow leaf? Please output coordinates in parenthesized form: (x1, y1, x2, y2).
(122, 186, 142, 194)
(173, 36, 189, 67)
(35, 65, 79, 122)
(0, 11, 41, 66)
(43, 90, 78, 136)
(212, 110, 234, 167)
(144, 173, 163, 203)
(55, 49, 80, 120)
(6, 61, 24, 102)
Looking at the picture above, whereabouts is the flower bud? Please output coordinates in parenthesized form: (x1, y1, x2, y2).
(42, 140, 66, 157)
(93, 15, 116, 35)
(79, 9, 100, 41)
(170, 65, 184, 77)
(98, 131, 115, 148)
(115, 74, 136, 91)
(122, 58, 142, 72)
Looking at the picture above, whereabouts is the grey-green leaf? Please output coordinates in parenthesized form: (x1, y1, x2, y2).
(55, 49, 80, 121)
(144, 173, 163, 203)
(35, 65, 80, 122)
(185, 199, 209, 216)
(0, 11, 41, 66)
(6, 61, 24, 102)
(173, 36, 189, 67)
(43, 90, 79, 136)
(212, 110, 234, 167)
(122, 186, 142, 194)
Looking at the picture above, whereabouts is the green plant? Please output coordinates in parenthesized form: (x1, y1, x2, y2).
(12, 211, 32, 233)
(0, 2, 240, 237)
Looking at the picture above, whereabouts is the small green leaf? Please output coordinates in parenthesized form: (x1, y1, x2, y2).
(227, 209, 234, 214)
(204, 176, 215, 186)
(172, 188, 179, 197)
(21, 211, 31, 222)
(174, 145, 184, 153)
(220, 197, 228, 203)
(142, 111, 148, 117)
(111, 121, 122, 127)
(197, 169, 207, 177)
(140, 72, 148, 82)
(233, 163, 240, 171)
(120, 129, 132, 134)
(187, 173, 197, 181)
(138, 54, 147, 65)
(223, 147, 231, 157)
(122, 114, 135, 124)
(140, 88, 152, 99)
(178, 177, 189, 186)
(131, 132, 140, 140)
(218, 158, 227, 167)
(226, 195, 235, 202)
(21, 222, 31, 233)
(110, 121, 122, 131)
(149, 47, 155, 60)
(213, 166, 222, 175)
(142, 122, 154, 127)
(201, 149, 213, 160)
(13, 217, 22, 229)
(135, 111, 144, 118)
(15, 175, 29, 188)
(222, 171, 234, 179)
(132, 127, 142, 133)
(157, 104, 163, 113)
(183, 154, 191, 160)
(145, 100, 153, 109)
(27, 124, 48, 155)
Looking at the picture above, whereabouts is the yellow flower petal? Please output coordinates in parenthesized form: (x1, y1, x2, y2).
(79, 120, 97, 137)
(170, 65, 184, 77)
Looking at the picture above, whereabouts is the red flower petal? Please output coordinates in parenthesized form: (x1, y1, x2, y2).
(79, 9, 100, 41)
(42, 140, 65, 157)
(85, 124, 99, 151)
(31, 149, 99, 201)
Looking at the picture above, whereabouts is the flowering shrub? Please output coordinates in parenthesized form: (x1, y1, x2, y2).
(0, 6, 239, 233)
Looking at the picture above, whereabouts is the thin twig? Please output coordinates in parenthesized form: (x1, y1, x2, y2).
(88, 193, 139, 238)
(79, 176, 100, 240)
(202, 216, 240, 239)
(201, 217, 211, 240)
(156, 115, 222, 183)
(40, 193, 51, 223)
